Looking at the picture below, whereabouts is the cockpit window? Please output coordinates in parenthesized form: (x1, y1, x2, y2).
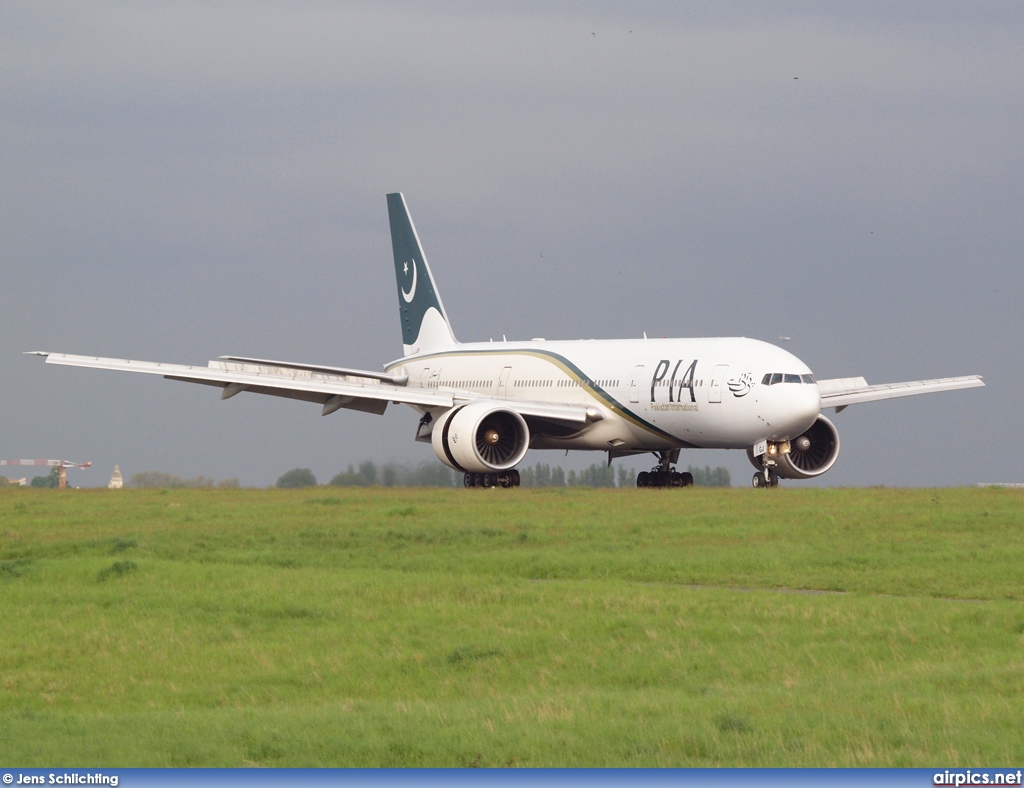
(761, 372, 816, 386)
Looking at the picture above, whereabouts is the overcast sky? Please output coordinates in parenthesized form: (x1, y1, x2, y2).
(2, 2, 1020, 488)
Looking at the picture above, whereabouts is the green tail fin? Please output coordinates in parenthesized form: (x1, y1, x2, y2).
(387, 192, 457, 354)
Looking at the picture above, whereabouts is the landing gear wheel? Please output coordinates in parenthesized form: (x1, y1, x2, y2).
(464, 470, 520, 489)
(752, 472, 764, 489)
(637, 451, 695, 489)
(752, 470, 779, 489)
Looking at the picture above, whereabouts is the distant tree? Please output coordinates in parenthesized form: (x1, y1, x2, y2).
(686, 465, 731, 487)
(572, 463, 615, 487)
(129, 471, 183, 488)
(413, 462, 456, 487)
(520, 462, 556, 488)
(129, 471, 224, 489)
(330, 460, 456, 488)
(276, 468, 317, 488)
(31, 468, 60, 488)
(331, 461, 381, 487)
(318, 458, 688, 490)
(330, 465, 365, 486)
(358, 461, 378, 485)
(710, 466, 731, 487)
(216, 478, 241, 489)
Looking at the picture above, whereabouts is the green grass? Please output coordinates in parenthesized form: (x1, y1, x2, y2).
(1, 485, 1023, 765)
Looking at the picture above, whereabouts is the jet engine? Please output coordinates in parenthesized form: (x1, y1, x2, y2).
(747, 414, 841, 479)
(431, 402, 530, 473)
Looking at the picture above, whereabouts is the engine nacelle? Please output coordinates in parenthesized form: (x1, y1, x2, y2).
(431, 402, 530, 473)
(747, 414, 841, 480)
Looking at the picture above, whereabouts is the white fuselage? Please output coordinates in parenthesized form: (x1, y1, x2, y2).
(388, 336, 822, 453)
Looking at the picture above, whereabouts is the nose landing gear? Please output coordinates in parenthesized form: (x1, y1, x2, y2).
(749, 439, 789, 489)
(636, 450, 694, 488)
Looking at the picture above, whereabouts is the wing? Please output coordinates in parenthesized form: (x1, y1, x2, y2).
(27, 352, 594, 427)
(817, 374, 985, 412)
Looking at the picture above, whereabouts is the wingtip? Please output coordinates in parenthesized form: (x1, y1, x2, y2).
(24, 351, 50, 357)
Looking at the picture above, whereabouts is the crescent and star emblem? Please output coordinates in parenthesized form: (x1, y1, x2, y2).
(401, 259, 418, 303)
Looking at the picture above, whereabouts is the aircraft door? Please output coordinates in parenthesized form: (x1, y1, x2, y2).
(498, 366, 512, 397)
(630, 365, 644, 403)
(709, 364, 728, 403)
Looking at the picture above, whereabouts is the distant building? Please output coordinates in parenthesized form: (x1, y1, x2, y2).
(108, 465, 124, 489)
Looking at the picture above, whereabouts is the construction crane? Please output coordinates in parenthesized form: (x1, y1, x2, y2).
(0, 459, 92, 489)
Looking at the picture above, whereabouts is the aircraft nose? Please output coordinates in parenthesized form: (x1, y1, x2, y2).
(770, 383, 821, 438)
(793, 385, 822, 433)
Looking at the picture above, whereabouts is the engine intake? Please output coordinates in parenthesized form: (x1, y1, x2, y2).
(432, 403, 530, 473)
(747, 414, 841, 479)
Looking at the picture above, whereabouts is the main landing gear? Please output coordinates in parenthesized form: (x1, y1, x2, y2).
(636, 450, 694, 488)
(464, 470, 521, 489)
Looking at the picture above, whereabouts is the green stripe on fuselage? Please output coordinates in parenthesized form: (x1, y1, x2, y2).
(388, 347, 692, 448)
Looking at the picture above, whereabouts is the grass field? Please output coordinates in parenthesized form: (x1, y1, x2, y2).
(1, 485, 1022, 766)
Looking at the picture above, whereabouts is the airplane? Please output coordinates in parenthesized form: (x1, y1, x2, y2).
(29, 193, 985, 489)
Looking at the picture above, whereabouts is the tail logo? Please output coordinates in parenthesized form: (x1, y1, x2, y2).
(401, 259, 418, 303)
